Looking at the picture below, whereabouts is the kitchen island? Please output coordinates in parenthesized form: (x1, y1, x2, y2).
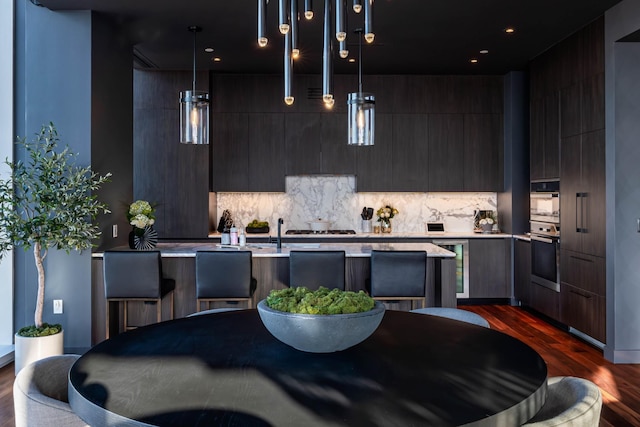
(91, 242, 456, 343)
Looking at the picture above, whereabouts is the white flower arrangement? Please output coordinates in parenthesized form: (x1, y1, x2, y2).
(479, 218, 495, 225)
(127, 200, 155, 230)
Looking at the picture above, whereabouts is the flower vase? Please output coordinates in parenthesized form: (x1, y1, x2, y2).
(381, 220, 392, 233)
(129, 226, 158, 250)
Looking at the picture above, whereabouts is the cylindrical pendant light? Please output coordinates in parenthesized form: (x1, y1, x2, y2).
(257, 0, 268, 47)
(322, 0, 333, 104)
(353, 0, 362, 13)
(336, 0, 346, 42)
(284, 28, 294, 105)
(304, 0, 313, 19)
(364, 0, 374, 43)
(279, 0, 290, 34)
(291, 0, 300, 58)
(339, 38, 349, 58)
(348, 29, 375, 146)
(180, 26, 209, 145)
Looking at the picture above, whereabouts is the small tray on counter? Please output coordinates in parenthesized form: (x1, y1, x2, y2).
(246, 226, 270, 234)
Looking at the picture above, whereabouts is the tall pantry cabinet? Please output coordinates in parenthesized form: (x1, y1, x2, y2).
(529, 17, 606, 343)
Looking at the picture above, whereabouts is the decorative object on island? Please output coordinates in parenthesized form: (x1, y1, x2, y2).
(257, 0, 375, 108)
(258, 287, 385, 353)
(377, 204, 399, 233)
(127, 200, 157, 250)
(348, 28, 375, 146)
(179, 25, 209, 145)
(0, 123, 111, 374)
(246, 219, 270, 234)
(474, 209, 498, 233)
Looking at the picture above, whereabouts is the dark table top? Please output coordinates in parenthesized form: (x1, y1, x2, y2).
(69, 310, 547, 427)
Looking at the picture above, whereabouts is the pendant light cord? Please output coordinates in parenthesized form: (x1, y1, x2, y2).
(358, 30, 363, 94)
(192, 28, 197, 94)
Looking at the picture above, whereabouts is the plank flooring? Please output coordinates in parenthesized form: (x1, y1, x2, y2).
(1, 305, 639, 426)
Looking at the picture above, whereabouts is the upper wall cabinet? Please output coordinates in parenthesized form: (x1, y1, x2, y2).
(212, 73, 504, 192)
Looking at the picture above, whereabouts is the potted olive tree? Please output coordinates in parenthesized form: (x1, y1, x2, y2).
(0, 123, 111, 373)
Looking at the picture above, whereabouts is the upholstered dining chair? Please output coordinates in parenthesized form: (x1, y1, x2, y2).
(410, 307, 491, 328)
(524, 376, 602, 426)
(14, 354, 88, 427)
(195, 250, 256, 312)
(103, 250, 175, 338)
(369, 250, 427, 310)
(289, 250, 346, 290)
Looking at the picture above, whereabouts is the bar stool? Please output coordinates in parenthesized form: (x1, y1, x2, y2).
(103, 250, 175, 338)
(195, 251, 255, 312)
(369, 250, 427, 310)
(289, 250, 346, 290)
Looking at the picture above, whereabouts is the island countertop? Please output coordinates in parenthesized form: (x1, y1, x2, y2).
(93, 242, 456, 258)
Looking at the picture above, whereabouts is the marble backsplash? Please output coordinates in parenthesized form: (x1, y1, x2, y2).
(215, 176, 497, 233)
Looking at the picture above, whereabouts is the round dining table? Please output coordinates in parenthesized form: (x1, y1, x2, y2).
(69, 309, 547, 427)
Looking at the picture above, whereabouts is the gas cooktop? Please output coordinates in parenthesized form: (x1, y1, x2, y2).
(285, 230, 356, 235)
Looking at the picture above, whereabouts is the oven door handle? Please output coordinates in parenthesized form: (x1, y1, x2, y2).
(530, 235, 555, 244)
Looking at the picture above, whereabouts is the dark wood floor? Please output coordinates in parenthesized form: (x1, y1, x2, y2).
(1, 305, 640, 426)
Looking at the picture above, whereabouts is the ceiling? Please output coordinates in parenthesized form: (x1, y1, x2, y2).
(36, 0, 621, 75)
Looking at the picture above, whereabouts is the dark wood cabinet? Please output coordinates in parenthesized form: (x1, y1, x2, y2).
(285, 113, 322, 175)
(356, 114, 394, 192)
(560, 83, 581, 138)
(530, 92, 560, 181)
(514, 239, 531, 304)
(392, 114, 429, 191)
(248, 114, 285, 191)
(469, 239, 510, 298)
(529, 281, 560, 321)
(560, 283, 605, 343)
(560, 249, 605, 296)
(320, 113, 357, 174)
(428, 114, 464, 191)
(560, 130, 605, 257)
(463, 114, 504, 191)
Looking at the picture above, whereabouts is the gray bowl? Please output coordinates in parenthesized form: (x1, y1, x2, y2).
(257, 300, 385, 353)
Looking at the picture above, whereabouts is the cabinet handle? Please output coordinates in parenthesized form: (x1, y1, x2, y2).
(581, 192, 588, 233)
(570, 255, 593, 264)
(569, 289, 592, 299)
(575, 193, 582, 233)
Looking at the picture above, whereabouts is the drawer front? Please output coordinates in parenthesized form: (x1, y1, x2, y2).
(560, 249, 605, 296)
(560, 283, 605, 343)
(529, 280, 560, 321)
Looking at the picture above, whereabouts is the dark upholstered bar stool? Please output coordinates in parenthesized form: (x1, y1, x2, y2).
(103, 251, 175, 339)
(289, 250, 346, 290)
(195, 251, 255, 312)
(369, 250, 427, 310)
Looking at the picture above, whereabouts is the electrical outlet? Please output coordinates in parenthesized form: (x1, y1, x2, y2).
(112, 224, 118, 238)
(53, 299, 63, 314)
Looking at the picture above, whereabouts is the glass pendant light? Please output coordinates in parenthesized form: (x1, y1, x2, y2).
(348, 29, 374, 146)
(304, 0, 313, 19)
(322, 0, 333, 105)
(284, 27, 294, 105)
(279, 0, 290, 34)
(364, 0, 374, 43)
(180, 26, 209, 145)
(257, 0, 268, 47)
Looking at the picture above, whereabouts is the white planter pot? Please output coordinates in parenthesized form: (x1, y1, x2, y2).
(14, 330, 64, 375)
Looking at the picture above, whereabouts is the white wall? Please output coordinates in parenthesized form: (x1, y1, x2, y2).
(0, 0, 15, 365)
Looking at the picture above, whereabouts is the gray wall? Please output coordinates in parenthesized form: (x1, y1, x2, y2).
(605, 0, 640, 363)
(14, 2, 133, 351)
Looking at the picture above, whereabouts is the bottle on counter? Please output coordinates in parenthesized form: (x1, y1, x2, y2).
(238, 229, 246, 247)
(230, 226, 239, 245)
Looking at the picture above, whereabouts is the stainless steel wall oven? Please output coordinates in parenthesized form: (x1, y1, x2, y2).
(530, 181, 560, 293)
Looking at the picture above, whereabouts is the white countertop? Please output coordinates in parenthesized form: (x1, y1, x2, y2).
(210, 231, 513, 239)
(93, 242, 456, 258)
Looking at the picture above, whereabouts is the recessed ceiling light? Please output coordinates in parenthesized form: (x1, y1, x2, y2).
(504, 27, 515, 34)
(212, 57, 222, 62)
(204, 47, 214, 53)
(470, 58, 478, 64)
(480, 49, 489, 54)
(348, 58, 356, 63)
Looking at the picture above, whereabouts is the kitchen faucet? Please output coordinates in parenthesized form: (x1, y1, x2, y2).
(277, 218, 284, 249)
